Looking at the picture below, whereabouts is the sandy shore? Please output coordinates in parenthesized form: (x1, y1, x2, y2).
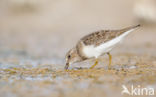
(0, 0, 156, 97)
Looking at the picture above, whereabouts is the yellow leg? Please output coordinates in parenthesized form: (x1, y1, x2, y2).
(107, 52, 112, 69)
(90, 59, 98, 69)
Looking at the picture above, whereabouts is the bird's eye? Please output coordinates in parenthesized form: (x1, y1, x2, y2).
(68, 55, 71, 59)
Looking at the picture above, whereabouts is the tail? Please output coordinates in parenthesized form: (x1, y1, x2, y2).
(115, 24, 141, 41)
(121, 24, 141, 32)
(117, 24, 141, 36)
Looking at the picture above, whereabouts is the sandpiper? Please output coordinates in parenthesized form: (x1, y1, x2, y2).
(65, 24, 140, 69)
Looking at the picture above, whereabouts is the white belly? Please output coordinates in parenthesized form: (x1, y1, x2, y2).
(82, 29, 134, 58)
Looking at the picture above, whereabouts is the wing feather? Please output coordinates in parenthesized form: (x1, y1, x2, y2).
(81, 25, 140, 47)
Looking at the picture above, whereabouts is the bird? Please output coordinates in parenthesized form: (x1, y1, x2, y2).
(65, 24, 140, 69)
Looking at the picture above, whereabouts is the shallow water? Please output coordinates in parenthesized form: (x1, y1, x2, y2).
(0, 0, 156, 97)
(0, 53, 156, 97)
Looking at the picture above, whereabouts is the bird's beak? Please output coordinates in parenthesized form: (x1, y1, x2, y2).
(65, 63, 69, 70)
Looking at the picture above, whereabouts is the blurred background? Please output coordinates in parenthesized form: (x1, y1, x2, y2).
(0, 1, 156, 97)
(0, 0, 156, 62)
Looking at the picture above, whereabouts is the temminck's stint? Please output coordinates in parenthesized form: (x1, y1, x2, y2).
(65, 24, 140, 69)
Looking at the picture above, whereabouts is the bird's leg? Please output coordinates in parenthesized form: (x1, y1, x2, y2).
(90, 59, 98, 69)
(107, 52, 112, 69)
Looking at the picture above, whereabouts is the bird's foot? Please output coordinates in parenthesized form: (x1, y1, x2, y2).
(90, 59, 98, 69)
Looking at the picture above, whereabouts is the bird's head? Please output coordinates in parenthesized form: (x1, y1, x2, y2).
(65, 48, 82, 69)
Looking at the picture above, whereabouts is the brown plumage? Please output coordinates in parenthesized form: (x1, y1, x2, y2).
(65, 24, 141, 69)
(81, 24, 140, 46)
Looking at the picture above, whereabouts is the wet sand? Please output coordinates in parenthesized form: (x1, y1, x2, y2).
(0, 48, 156, 97)
(0, 0, 156, 97)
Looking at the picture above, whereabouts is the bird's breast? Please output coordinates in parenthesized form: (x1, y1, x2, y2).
(82, 45, 101, 58)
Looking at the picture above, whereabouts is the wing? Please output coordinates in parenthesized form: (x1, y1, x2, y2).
(81, 24, 140, 46)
